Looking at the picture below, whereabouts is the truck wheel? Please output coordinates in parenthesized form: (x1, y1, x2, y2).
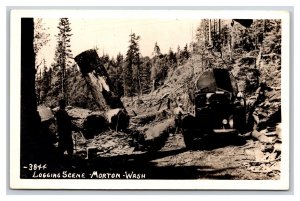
(183, 129, 197, 150)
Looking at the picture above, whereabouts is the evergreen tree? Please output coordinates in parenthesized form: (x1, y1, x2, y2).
(45, 63, 62, 107)
(140, 56, 152, 93)
(40, 60, 51, 103)
(153, 41, 161, 56)
(124, 33, 141, 97)
(123, 59, 134, 97)
(54, 18, 73, 102)
(114, 53, 124, 96)
(181, 44, 190, 60)
(66, 63, 98, 110)
(151, 53, 169, 87)
(150, 59, 158, 89)
(176, 45, 181, 66)
(167, 48, 177, 70)
(150, 42, 161, 88)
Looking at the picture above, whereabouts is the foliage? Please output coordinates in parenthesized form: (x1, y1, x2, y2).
(123, 33, 142, 97)
(34, 18, 50, 56)
(34, 18, 50, 72)
(192, 19, 281, 96)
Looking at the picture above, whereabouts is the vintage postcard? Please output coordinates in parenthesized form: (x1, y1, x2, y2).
(10, 9, 290, 189)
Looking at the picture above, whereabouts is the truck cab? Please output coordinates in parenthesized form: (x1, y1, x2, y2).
(182, 68, 246, 149)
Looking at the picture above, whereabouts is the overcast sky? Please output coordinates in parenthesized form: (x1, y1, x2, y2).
(37, 18, 201, 67)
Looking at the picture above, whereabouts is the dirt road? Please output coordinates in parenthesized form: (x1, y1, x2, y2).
(70, 129, 280, 180)
(149, 133, 280, 179)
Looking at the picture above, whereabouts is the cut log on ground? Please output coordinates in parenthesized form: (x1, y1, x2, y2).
(83, 113, 109, 139)
(131, 108, 170, 125)
(144, 118, 176, 150)
(67, 107, 129, 139)
(106, 108, 130, 131)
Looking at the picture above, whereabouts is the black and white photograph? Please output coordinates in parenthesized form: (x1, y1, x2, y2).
(10, 10, 290, 190)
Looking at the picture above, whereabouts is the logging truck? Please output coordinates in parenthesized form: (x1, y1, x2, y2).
(182, 68, 247, 149)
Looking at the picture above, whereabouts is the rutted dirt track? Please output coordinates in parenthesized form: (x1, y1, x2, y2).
(154, 133, 280, 180)
(70, 126, 281, 180)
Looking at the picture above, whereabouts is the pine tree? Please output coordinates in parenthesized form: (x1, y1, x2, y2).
(34, 18, 50, 104)
(40, 60, 51, 103)
(167, 48, 177, 70)
(115, 53, 124, 96)
(54, 18, 73, 102)
(150, 42, 161, 88)
(45, 63, 62, 107)
(124, 33, 141, 97)
(140, 56, 152, 93)
(176, 45, 181, 66)
(181, 44, 190, 60)
(153, 41, 161, 56)
(123, 59, 134, 97)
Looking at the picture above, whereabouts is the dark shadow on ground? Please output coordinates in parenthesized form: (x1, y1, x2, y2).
(21, 146, 239, 179)
(69, 147, 237, 179)
(20, 128, 247, 179)
(189, 134, 248, 151)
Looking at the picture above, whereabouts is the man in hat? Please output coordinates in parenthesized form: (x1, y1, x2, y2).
(56, 99, 74, 156)
(246, 80, 272, 131)
(174, 103, 185, 134)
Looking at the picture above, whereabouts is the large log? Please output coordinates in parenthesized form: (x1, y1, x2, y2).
(131, 108, 169, 125)
(74, 49, 129, 131)
(57, 107, 106, 138)
(67, 107, 129, 138)
(143, 118, 176, 150)
(105, 108, 129, 131)
(82, 113, 109, 139)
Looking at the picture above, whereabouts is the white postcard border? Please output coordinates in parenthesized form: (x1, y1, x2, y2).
(10, 9, 290, 190)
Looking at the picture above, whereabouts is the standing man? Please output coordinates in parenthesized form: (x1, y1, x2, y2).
(56, 99, 73, 156)
(174, 103, 185, 134)
(246, 80, 272, 131)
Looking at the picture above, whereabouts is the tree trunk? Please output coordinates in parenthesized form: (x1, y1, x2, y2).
(137, 66, 142, 97)
(152, 80, 156, 92)
(256, 19, 265, 69)
(21, 18, 56, 171)
(74, 49, 126, 110)
(74, 49, 129, 131)
(219, 19, 221, 35)
(21, 18, 39, 158)
(208, 20, 212, 46)
(131, 108, 169, 125)
(230, 24, 234, 62)
(213, 19, 216, 39)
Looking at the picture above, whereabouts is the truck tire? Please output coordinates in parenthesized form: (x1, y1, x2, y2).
(183, 129, 196, 150)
